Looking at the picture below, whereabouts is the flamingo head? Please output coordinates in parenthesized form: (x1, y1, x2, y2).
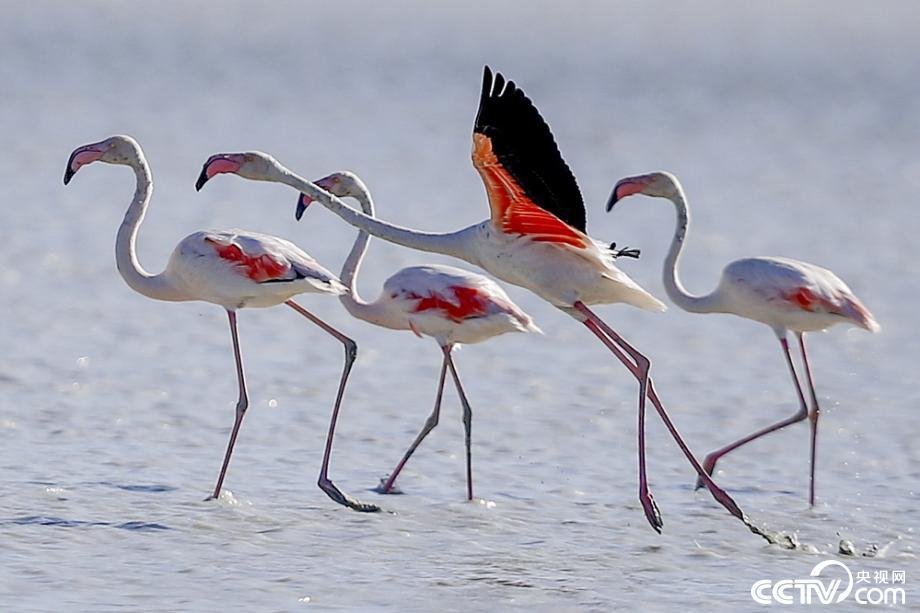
(195, 151, 282, 191)
(295, 171, 368, 221)
(64, 135, 143, 184)
(606, 171, 681, 211)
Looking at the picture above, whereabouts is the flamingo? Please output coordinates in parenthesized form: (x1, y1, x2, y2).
(292, 171, 541, 501)
(608, 171, 879, 506)
(194, 67, 749, 534)
(63, 135, 378, 512)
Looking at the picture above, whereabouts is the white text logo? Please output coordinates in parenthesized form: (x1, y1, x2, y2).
(751, 560, 907, 606)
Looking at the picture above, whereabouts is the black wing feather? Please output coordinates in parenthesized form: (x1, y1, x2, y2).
(473, 66, 586, 232)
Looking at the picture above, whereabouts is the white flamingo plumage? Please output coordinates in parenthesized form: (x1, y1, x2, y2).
(608, 171, 879, 505)
(296, 171, 541, 501)
(64, 135, 378, 512)
(194, 67, 747, 533)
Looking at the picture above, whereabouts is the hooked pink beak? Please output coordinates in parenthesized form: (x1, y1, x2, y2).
(196, 154, 244, 191)
(63, 145, 105, 185)
(294, 176, 335, 221)
(606, 177, 650, 211)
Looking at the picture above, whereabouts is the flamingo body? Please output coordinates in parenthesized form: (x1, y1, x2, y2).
(373, 264, 539, 345)
(457, 221, 665, 311)
(715, 256, 878, 334)
(464, 78, 665, 312)
(169, 230, 344, 309)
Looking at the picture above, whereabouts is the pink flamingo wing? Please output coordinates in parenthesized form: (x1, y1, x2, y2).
(205, 237, 291, 282)
(410, 285, 492, 323)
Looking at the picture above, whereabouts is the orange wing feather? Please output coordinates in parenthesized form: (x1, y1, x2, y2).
(472, 134, 587, 248)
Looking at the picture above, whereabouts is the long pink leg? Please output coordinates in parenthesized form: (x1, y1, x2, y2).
(797, 333, 820, 507)
(286, 300, 379, 512)
(443, 346, 475, 501)
(575, 303, 661, 532)
(645, 381, 743, 520)
(576, 302, 743, 523)
(379, 349, 449, 494)
(694, 336, 808, 491)
(207, 309, 249, 500)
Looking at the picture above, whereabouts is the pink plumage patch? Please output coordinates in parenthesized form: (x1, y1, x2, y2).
(206, 239, 289, 282)
(784, 287, 841, 314)
(785, 287, 818, 311)
(783, 287, 838, 313)
(782, 285, 879, 331)
(410, 286, 490, 322)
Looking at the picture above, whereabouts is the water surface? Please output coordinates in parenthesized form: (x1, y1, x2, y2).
(1, 1, 918, 610)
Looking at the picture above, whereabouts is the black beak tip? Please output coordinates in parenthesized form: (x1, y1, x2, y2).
(63, 153, 76, 185)
(606, 191, 619, 213)
(195, 170, 208, 192)
(295, 196, 308, 221)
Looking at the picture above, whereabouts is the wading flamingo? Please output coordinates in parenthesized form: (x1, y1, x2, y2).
(294, 171, 541, 501)
(64, 135, 377, 512)
(194, 68, 748, 533)
(608, 171, 879, 505)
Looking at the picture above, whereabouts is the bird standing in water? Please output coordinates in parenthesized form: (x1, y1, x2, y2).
(195, 67, 748, 532)
(65, 135, 377, 512)
(295, 171, 541, 502)
(608, 170, 879, 505)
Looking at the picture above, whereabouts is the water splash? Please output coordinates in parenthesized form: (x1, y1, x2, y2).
(742, 514, 800, 550)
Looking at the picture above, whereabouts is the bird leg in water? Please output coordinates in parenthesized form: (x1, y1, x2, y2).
(797, 333, 820, 507)
(207, 309, 250, 500)
(576, 302, 745, 525)
(582, 306, 802, 543)
(693, 336, 809, 491)
(644, 380, 744, 521)
(575, 303, 662, 533)
(378, 351, 449, 494)
(286, 300, 379, 513)
(443, 346, 475, 502)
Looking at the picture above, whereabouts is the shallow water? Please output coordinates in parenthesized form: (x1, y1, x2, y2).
(2, 1, 918, 610)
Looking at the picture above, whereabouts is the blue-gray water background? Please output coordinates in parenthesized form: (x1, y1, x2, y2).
(1, 1, 918, 610)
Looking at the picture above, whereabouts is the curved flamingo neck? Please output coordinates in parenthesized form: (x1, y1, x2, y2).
(335, 184, 391, 325)
(662, 186, 725, 314)
(273, 168, 474, 263)
(115, 156, 188, 301)
(339, 185, 373, 301)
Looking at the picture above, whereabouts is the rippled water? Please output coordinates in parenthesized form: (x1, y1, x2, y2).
(2, 1, 918, 610)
